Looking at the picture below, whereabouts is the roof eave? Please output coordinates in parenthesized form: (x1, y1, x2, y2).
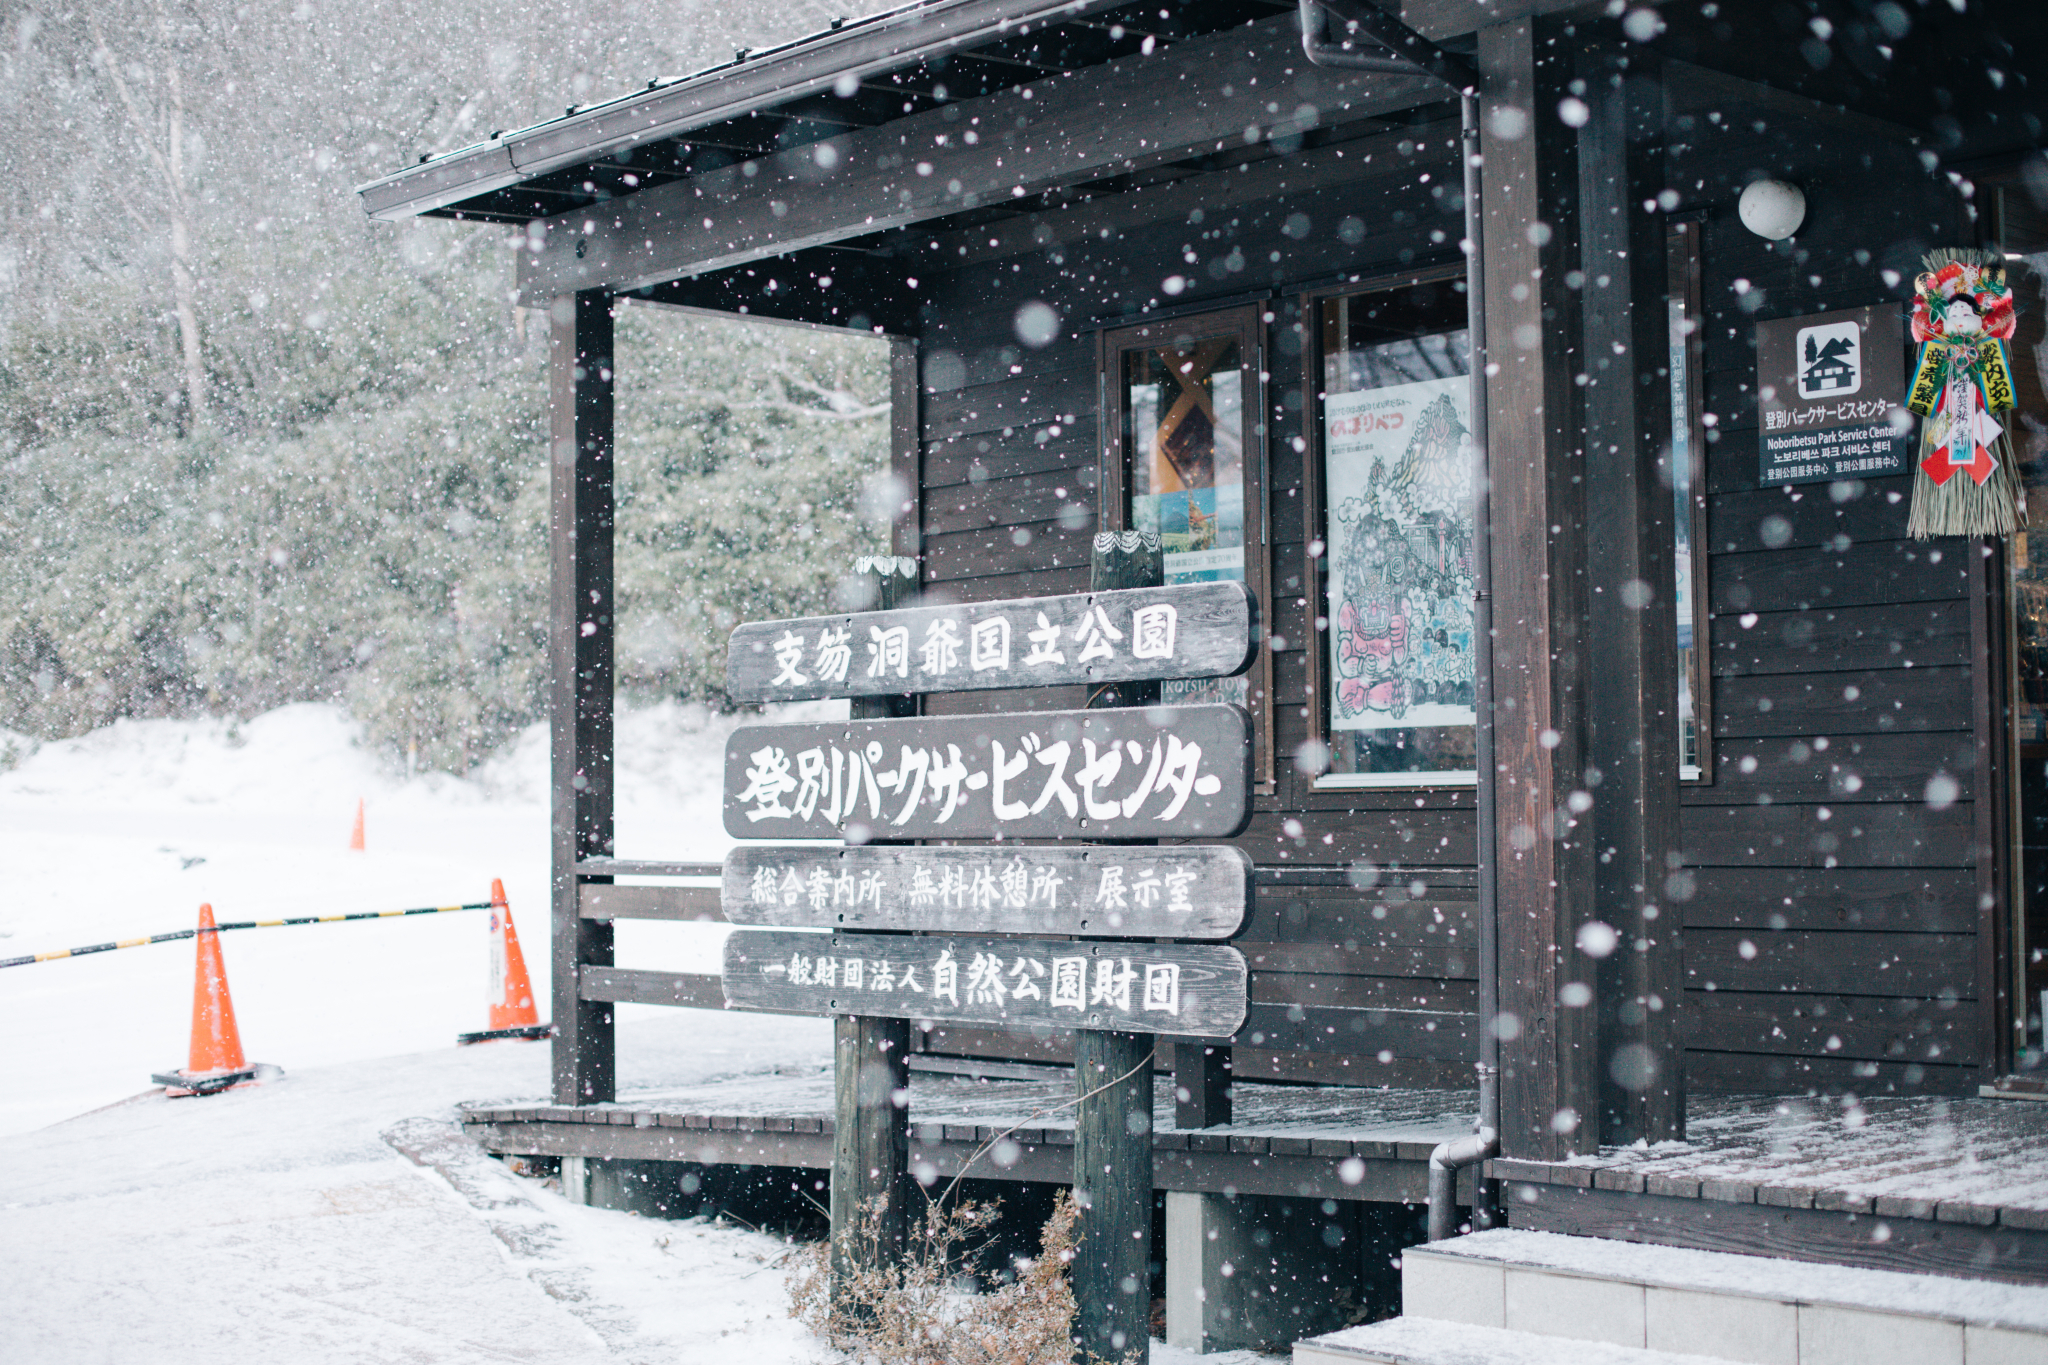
(356, 0, 1121, 222)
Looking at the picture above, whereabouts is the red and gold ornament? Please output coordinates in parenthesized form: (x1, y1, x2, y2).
(1907, 249, 2023, 538)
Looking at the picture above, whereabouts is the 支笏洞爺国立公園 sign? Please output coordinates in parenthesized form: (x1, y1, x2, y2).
(724, 581, 1255, 702)
(723, 704, 1252, 840)
(722, 843, 1249, 938)
(721, 928, 1248, 1037)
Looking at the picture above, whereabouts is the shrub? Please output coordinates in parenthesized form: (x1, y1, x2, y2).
(788, 1193, 1088, 1365)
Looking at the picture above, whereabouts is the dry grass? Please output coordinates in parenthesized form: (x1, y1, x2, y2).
(788, 1193, 1087, 1365)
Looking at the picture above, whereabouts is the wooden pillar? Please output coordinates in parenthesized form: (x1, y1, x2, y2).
(1171, 1041, 1230, 1128)
(831, 1013, 912, 1279)
(831, 559, 917, 1288)
(1575, 54, 1685, 1145)
(549, 290, 616, 1106)
(1477, 20, 1601, 1160)
(1073, 532, 1160, 1363)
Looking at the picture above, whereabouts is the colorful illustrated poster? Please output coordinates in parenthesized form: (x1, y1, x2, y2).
(1323, 354, 1476, 751)
(1126, 338, 1248, 710)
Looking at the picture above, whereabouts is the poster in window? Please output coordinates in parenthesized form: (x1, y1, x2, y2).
(1323, 349, 1476, 753)
(1127, 337, 1248, 710)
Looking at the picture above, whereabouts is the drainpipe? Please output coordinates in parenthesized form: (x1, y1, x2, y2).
(1297, 2, 1498, 1242)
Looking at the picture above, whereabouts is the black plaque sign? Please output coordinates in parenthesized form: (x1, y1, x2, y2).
(723, 844, 1250, 938)
(723, 704, 1253, 840)
(725, 581, 1256, 703)
(1756, 304, 1910, 487)
(722, 928, 1248, 1037)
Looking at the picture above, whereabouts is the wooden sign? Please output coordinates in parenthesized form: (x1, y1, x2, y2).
(723, 845, 1250, 938)
(723, 704, 1252, 840)
(724, 581, 1256, 703)
(722, 929, 1248, 1038)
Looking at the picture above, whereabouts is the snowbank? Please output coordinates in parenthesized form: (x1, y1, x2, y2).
(0, 701, 787, 1136)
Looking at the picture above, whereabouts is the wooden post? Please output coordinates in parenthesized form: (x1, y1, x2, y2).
(831, 558, 917, 1291)
(1477, 20, 1602, 1159)
(1073, 531, 1161, 1363)
(549, 289, 616, 1107)
(1575, 52, 1685, 1146)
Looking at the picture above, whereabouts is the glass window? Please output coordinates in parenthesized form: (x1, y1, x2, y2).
(1310, 276, 1476, 786)
(1667, 219, 1712, 782)
(1102, 306, 1272, 789)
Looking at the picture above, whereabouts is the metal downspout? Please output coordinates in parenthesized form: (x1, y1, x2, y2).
(1297, 2, 1498, 1242)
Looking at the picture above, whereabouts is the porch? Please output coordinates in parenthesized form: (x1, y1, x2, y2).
(463, 1074, 2048, 1283)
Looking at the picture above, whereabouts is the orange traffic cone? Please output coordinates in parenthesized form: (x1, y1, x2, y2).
(152, 905, 268, 1096)
(349, 799, 366, 852)
(457, 879, 552, 1044)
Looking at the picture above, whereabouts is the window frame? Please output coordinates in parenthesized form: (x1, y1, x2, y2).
(1299, 263, 1479, 791)
(1097, 303, 1276, 795)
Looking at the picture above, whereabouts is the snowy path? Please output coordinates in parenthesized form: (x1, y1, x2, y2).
(0, 1010, 839, 1364)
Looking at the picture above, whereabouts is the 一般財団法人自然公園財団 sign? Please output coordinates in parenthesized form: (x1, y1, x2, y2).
(721, 928, 1248, 1038)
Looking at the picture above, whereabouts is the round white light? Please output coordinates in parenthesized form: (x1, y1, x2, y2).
(1738, 179, 1806, 240)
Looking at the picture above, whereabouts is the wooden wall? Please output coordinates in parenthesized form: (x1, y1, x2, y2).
(911, 117, 1481, 1087)
(882, 61, 1987, 1098)
(1665, 97, 1985, 1094)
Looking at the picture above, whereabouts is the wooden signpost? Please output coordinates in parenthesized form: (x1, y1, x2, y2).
(717, 534, 1253, 1363)
(725, 580, 1256, 703)
(722, 704, 1254, 841)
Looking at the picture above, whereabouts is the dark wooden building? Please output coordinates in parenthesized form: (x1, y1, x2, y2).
(361, 0, 2048, 1351)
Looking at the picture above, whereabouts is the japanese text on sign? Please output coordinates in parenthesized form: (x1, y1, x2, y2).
(722, 705, 1253, 840)
(725, 582, 1255, 703)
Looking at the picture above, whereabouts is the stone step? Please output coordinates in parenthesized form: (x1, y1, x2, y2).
(1395, 1228, 2048, 1365)
(1293, 1316, 1745, 1365)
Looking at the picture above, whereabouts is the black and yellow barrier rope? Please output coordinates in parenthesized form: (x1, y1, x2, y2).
(0, 901, 493, 970)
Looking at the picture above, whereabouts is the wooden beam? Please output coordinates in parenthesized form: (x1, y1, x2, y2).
(578, 884, 724, 921)
(1477, 19, 1600, 1161)
(579, 967, 727, 1009)
(916, 117, 1458, 268)
(516, 14, 1442, 302)
(1575, 55, 1684, 1146)
(550, 291, 618, 1106)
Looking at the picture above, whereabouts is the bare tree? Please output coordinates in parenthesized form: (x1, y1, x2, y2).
(86, 0, 208, 431)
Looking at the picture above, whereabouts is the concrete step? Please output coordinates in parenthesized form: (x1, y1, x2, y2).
(1294, 1316, 1744, 1365)
(1393, 1228, 2048, 1365)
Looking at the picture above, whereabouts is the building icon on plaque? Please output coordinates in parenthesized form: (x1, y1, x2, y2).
(1796, 320, 1862, 398)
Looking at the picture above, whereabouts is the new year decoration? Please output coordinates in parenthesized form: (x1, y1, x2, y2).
(1907, 249, 2024, 539)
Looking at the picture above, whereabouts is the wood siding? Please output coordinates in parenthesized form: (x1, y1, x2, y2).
(881, 56, 1984, 1099)
(910, 118, 1479, 1086)
(1668, 99, 1981, 1095)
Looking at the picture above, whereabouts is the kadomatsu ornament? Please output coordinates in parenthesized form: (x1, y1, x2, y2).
(1906, 249, 2023, 538)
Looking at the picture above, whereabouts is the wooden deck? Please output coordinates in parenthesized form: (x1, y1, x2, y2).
(461, 1064, 1481, 1206)
(1489, 1093, 2048, 1284)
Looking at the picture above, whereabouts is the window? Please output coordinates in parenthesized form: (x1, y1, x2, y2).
(1667, 219, 1712, 782)
(1100, 305, 1273, 790)
(1305, 270, 1476, 788)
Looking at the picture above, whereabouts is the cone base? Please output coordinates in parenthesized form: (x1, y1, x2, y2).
(455, 1023, 555, 1046)
(152, 1064, 265, 1097)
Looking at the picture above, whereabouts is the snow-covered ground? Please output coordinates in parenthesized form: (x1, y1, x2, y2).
(0, 701, 769, 1136)
(0, 703, 1276, 1363)
(2, 1009, 840, 1364)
